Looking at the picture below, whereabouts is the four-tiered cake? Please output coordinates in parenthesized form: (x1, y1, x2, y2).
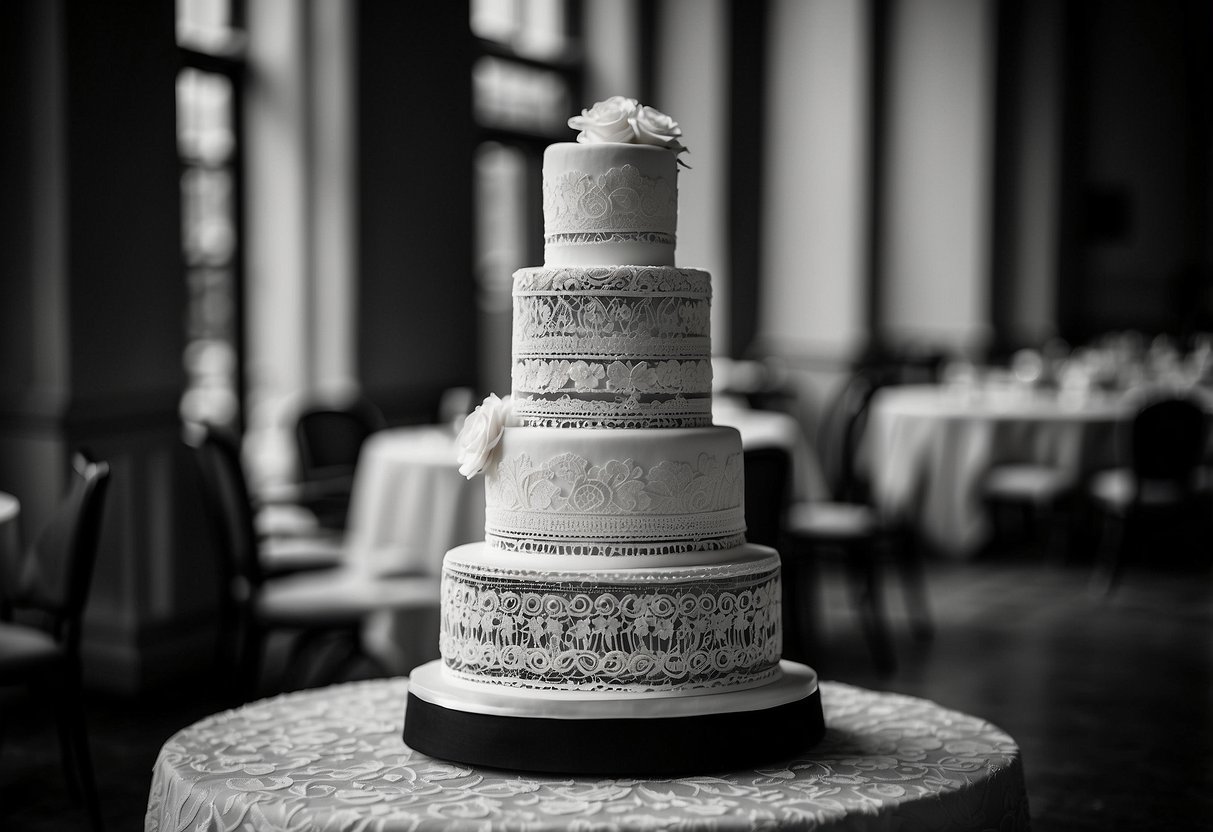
(403, 98, 824, 774)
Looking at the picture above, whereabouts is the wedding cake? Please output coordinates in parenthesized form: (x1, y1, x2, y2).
(403, 98, 824, 774)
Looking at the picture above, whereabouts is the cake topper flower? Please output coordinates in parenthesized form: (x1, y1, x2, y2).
(569, 96, 689, 160)
(456, 393, 513, 479)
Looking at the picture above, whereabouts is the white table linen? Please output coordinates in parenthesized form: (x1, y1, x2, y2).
(342, 427, 484, 672)
(146, 676, 1029, 832)
(345, 426, 485, 578)
(867, 385, 1127, 557)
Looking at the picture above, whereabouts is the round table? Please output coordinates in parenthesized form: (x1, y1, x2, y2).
(345, 426, 486, 578)
(866, 384, 1128, 557)
(145, 677, 1029, 831)
(342, 426, 486, 673)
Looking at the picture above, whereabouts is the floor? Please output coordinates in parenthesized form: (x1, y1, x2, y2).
(1, 544, 1210, 831)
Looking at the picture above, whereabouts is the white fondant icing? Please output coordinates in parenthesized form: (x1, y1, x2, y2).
(543, 143, 678, 267)
(483, 426, 746, 556)
(409, 659, 819, 717)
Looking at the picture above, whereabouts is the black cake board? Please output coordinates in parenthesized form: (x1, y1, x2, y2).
(403, 659, 825, 776)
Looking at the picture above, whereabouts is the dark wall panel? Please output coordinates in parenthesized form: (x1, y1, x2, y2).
(356, 1, 478, 422)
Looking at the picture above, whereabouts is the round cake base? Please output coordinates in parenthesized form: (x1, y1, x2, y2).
(403, 660, 825, 776)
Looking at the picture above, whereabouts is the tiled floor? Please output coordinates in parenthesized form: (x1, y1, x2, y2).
(2, 546, 1211, 831)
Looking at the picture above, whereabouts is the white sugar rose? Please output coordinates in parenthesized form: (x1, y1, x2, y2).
(629, 105, 685, 152)
(568, 96, 638, 144)
(456, 393, 512, 479)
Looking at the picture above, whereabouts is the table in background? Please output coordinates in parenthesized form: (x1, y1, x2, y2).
(342, 425, 485, 672)
(345, 425, 486, 578)
(866, 384, 1126, 557)
(145, 677, 1029, 832)
(715, 400, 825, 502)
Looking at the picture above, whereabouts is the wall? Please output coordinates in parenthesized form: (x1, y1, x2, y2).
(355, 1, 479, 423)
(1060, 0, 1213, 339)
(758, 0, 868, 365)
(0, 0, 216, 692)
(880, 0, 995, 355)
(655, 0, 731, 356)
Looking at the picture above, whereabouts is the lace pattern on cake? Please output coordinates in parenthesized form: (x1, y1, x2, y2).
(514, 266, 710, 296)
(483, 532, 748, 558)
(544, 164, 676, 238)
(513, 359, 712, 396)
(546, 231, 674, 250)
(511, 394, 713, 429)
(514, 295, 710, 349)
(439, 561, 782, 692)
(485, 510, 747, 555)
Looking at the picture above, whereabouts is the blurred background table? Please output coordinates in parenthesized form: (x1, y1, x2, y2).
(345, 424, 485, 578)
(145, 676, 1029, 832)
(866, 384, 1127, 557)
(342, 425, 485, 673)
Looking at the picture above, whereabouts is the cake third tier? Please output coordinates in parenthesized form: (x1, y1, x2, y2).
(485, 425, 746, 556)
(511, 265, 713, 428)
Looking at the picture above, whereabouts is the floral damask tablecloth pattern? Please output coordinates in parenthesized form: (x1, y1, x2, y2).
(145, 678, 1029, 832)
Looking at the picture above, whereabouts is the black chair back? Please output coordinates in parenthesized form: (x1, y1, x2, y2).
(295, 396, 386, 483)
(187, 425, 265, 592)
(817, 371, 880, 503)
(1130, 397, 1207, 483)
(2, 453, 110, 655)
(743, 447, 792, 548)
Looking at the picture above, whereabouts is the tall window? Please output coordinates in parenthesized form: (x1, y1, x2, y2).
(471, 0, 583, 393)
(176, 0, 247, 429)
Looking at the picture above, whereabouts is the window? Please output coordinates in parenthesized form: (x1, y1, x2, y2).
(176, 0, 246, 429)
(470, 0, 583, 392)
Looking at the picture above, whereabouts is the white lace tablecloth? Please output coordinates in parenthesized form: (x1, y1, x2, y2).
(145, 678, 1029, 832)
(867, 384, 1126, 556)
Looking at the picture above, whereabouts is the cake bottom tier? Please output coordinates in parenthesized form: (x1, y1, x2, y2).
(439, 542, 784, 694)
(403, 659, 824, 775)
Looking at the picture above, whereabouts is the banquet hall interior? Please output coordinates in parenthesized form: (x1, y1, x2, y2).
(1, 0, 1211, 829)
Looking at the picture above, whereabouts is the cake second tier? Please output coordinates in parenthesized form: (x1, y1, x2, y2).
(485, 425, 746, 556)
(512, 265, 713, 428)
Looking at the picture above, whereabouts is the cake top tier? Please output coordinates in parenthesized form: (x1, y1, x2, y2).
(544, 98, 688, 269)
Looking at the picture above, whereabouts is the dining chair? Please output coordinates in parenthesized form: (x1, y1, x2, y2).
(187, 424, 439, 703)
(293, 393, 387, 530)
(981, 460, 1074, 557)
(1088, 395, 1212, 593)
(0, 452, 110, 832)
(742, 446, 811, 663)
(190, 424, 344, 579)
(781, 371, 934, 675)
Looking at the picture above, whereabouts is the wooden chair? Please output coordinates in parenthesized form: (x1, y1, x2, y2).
(187, 425, 439, 703)
(1089, 395, 1212, 593)
(0, 452, 111, 832)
